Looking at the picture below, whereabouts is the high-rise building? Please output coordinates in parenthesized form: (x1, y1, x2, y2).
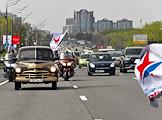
(117, 18, 133, 29)
(63, 18, 74, 34)
(66, 18, 74, 25)
(97, 18, 113, 32)
(74, 9, 95, 33)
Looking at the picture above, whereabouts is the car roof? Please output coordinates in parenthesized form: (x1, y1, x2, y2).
(19, 46, 52, 50)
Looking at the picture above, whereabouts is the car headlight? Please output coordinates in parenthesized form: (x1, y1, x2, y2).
(16, 68, 21, 73)
(50, 66, 56, 72)
(110, 63, 115, 67)
(67, 62, 72, 66)
(61, 63, 66, 66)
(124, 57, 130, 61)
(90, 63, 95, 68)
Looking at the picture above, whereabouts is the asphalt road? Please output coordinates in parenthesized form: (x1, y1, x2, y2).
(0, 68, 162, 120)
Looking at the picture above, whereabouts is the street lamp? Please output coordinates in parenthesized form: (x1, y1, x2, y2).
(5, 0, 22, 50)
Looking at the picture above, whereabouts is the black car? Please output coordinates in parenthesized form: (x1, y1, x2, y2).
(87, 53, 116, 76)
(120, 47, 143, 73)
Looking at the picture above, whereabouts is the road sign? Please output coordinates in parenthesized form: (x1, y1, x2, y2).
(133, 34, 147, 45)
(3, 35, 12, 45)
(12, 35, 20, 44)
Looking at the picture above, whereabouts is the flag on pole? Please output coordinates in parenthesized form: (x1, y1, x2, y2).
(50, 28, 69, 51)
(135, 44, 162, 99)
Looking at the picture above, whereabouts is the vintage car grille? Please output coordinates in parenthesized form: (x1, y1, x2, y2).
(21, 70, 49, 79)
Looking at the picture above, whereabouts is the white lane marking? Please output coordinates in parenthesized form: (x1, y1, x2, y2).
(0, 80, 9, 86)
(119, 73, 123, 76)
(80, 96, 88, 101)
(94, 119, 103, 120)
(73, 85, 78, 89)
(132, 77, 138, 80)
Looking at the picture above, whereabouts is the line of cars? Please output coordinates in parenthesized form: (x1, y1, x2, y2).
(78, 46, 143, 75)
(0, 46, 143, 90)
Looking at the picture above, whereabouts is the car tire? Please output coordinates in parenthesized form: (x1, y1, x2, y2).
(88, 72, 93, 76)
(110, 71, 115, 75)
(15, 82, 21, 90)
(123, 69, 127, 73)
(120, 66, 123, 72)
(9, 74, 13, 82)
(52, 82, 57, 90)
(79, 65, 81, 69)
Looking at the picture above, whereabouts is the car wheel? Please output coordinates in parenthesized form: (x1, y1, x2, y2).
(123, 69, 127, 73)
(52, 82, 57, 90)
(88, 72, 93, 76)
(79, 65, 81, 69)
(15, 82, 21, 90)
(120, 66, 123, 72)
(110, 71, 115, 75)
(9, 74, 13, 82)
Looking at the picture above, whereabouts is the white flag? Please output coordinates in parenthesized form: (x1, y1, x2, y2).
(50, 28, 69, 51)
(135, 44, 162, 99)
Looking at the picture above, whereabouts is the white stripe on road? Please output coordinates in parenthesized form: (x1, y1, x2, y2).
(80, 96, 88, 101)
(119, 73, 123, 76)
(73, 85, 78, 89)
(94, 119, 103, 120)
(0, 80, 9, 86)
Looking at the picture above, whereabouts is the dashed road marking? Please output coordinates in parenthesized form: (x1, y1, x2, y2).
(73, 85, 78, 89)
(94, 119, 103, 120)
(80, 96, 88, 101)
(119, 73, 123, 76)
(0, 80, 9, 86)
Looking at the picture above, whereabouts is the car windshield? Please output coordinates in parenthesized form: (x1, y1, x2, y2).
(125, 48, 142, 55)
(60, 52, 74, 59)
(19, 48, 53, 61)
(90, 54, 112, 62)
(80, 54, 90, 59)
(108, 51, 121, 57)
(74, 52, 80, 57)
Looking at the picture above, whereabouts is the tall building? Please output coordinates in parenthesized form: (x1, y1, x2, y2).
(117, 18, 133, 29)
(63, 18, 74, 34)
(74, 9, 94, 33)
(97, 18, 113, 32)
(66, 18, 74, 25)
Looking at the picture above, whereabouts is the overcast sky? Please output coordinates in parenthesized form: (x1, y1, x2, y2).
(0, 0, 162, 33)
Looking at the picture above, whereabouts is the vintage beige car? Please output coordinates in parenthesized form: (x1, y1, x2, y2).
(14, 46, 58, 90)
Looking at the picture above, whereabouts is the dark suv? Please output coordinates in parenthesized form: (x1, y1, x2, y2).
(120, 47, 143, 73)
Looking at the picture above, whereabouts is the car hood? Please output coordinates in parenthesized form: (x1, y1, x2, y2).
(79, 59, 87, 62)
(91, 61, 113, 67)
(16, 60, 55, 69)
(125, 55, 140, 58)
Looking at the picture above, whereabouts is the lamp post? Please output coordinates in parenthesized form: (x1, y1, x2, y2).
(5, 0, 22, 50)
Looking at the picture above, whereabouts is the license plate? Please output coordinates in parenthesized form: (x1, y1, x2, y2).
(95, 70, 104, 72)
(29, 79, 43, 82)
